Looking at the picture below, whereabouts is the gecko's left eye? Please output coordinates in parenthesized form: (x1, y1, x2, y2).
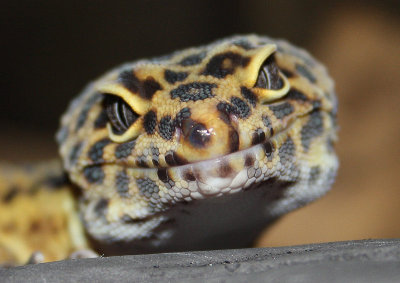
(104, 95, 139, 134)
(255, 55, 283, 90)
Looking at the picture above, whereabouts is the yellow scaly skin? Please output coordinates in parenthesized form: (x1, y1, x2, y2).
(0, 35, 338, 265)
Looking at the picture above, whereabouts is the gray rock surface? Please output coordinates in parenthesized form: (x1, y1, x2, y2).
(1, 239, 399, 282)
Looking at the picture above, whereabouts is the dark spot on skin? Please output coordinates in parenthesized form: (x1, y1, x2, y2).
(202, 52, 250, 78)
(251, 128, 266, 145)
(228, 129, 239, 153)
(217, 98, 250, 120)
(312, 100, 322, 110)
(152, 158, 159, 167)
(231, 97, 250, 118)
(151, 146, 160, 166)
(245, 154, 255, 167)
(159, 116, 175, 140)
(296, 64, 316, 83)
(69, 142, 83, 166)
(263, 141, 274, 161)
(157, 168, 170, 183)
(183, 169, 196, 181)
(165, 151, 176, 166)
(115, 140, 136, 159)
(143, 110, 157, 135)
(83, 166, 104, 184)
(286, 89, 309, 102)
(217, 102, 236, 117)
(301, 110, 324, 152)
(179, 52, 206, 66)
(94, 198, 109, 217)
(29, 221, 41, 233)
(218, 163, 233, 178)
(88, 138, 111, 163)
(240, 87, 257, 107)
(142, 77, 163, 99)
(309, 166, 321, 185)
(136, 178, 160, 200)
(262, 115, 274, 136)
(232, 39, 254, 50)
(75, 93, 101, 131)
(3, 187, 18, 203)
(174, 107, 191, 127)
(164, 151, 188, 166)
(94, 109, 108, 129)
(170, 82, 216, 102)
(136, 156, 149, 168)
(172, 151, 188, 166)
(281, 69, 295, 78)
(164, 70, 189, 84)
(269, 102, 294, 119)
(118, 70, 162, 99)
(118, 70, 139, 93)
(44, 173, 70, 189)
(56, 126, 69, 144)
(278, 137, 295, 165)
(116, 171, 130, 197)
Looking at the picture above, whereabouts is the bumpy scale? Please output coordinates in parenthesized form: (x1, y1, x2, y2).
(0, 35, 338, 265)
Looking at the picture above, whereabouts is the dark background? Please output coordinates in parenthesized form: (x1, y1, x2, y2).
(1, 0, 399, 246)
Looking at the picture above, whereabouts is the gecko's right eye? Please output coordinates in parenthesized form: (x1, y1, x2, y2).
(104, 95, 139, 135)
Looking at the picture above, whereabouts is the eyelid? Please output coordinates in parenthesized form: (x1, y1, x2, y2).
(100, 91, 143, 143)
(253, 73, 290, 103)
(96, 82, 151, 115)
(107, 120, 142, 143)
(236, 44, 277, 86)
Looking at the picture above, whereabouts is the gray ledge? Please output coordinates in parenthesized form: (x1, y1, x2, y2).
(1, 239, 399, 282)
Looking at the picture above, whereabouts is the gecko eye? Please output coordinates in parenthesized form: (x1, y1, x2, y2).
(104, 95, 139, 134)
(255, 55, 283, 90)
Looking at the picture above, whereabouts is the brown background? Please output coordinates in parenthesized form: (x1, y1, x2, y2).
(1, 1, 399, 247)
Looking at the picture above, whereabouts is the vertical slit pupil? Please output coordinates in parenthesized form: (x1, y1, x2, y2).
(255, 55, 283, 90)
(104, 95, 138, 134)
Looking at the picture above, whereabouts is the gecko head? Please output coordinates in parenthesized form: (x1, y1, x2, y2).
(56, 35, 337, 243)
(69, 36, 292, 166)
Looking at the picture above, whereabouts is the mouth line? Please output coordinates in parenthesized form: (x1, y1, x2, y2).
(84, 113, 304, 173)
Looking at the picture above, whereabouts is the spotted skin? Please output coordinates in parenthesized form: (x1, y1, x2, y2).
(0, 35, 338, 264)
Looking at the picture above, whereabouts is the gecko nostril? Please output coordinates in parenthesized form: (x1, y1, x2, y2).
(188, 123, 211, 148)
(181, 118, 211, 148)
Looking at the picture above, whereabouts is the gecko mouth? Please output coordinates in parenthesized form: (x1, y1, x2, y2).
(151, 120, 295, 200)
(78, 113, 299, 202)
(166, 122, 296, 199)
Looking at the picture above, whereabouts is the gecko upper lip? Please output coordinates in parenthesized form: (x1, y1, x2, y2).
(91, 115, 299, 172)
